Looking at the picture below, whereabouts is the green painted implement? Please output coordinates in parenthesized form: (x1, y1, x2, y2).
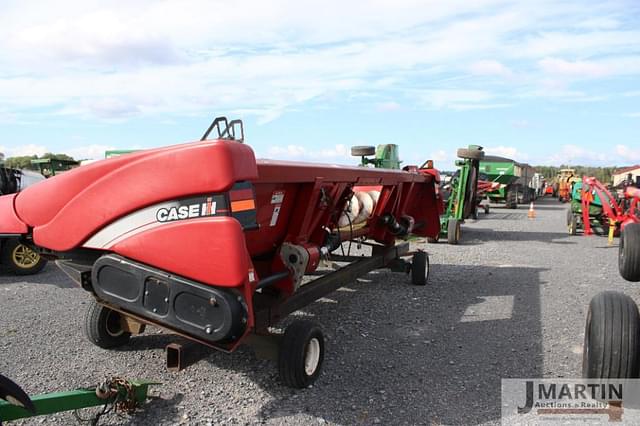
(351, 144, 401, 169)
(431, 145, 485, 244)
(0, 377, 157, 422)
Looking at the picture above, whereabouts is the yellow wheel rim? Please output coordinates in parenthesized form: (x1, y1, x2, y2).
(11, 244, 41, 269)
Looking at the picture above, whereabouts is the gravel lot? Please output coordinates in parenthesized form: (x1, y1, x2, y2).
(1, 197, 638, 425)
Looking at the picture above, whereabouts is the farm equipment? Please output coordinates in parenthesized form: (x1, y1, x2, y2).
(0, 373, 156, 423)
(480, 155, 536, 209)
(430, 145, 486, 244)
(556, 168, 576, 203)
(30, 157, 79, 177)
(566, 176, 639, 237)
(351, 144, 401, 169)
(0, 117, 443, 388)
(580, 185, 640, 380)
(0, 161, 47, 275)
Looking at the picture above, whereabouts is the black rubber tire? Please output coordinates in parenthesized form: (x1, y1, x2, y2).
(456, 148, 484, 160)
(506, 187, 518, 209)
(582, 291, 640, 378)
(1, 239, 47, 276)
(84, 299, 131, 349)
(426, 235, 439, 243)
(484, 204, 490, 215)
(566, 207, 573, 226)
(569, 215, 578, 235)
(471, 206, 478, 220)
(351, 146, 375, 157)
(411, 251, 429, 286)
(447, 218, 460, 245)
(278, 320, 325, 388)
(620, 223, 640, 282)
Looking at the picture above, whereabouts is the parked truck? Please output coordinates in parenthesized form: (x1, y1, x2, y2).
(480, 155, 537, 209)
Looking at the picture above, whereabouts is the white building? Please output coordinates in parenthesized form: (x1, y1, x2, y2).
(612, 165, 640, 187)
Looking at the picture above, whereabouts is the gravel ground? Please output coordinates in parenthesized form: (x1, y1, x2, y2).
(1, 197, 638, 425)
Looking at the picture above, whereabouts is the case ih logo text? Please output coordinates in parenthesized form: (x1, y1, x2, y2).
(156, 198, 216, 222)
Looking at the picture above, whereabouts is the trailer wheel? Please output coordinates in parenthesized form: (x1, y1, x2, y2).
(351, 146, 375, 157)
(1, 239, 47, 275)
(506, 188, 518, 209)
(456, 147, 484, 160)
(620, 223, 640, 282)
(483, 204, 490, 215)
(566, 208, 573, 226)
(84, 299, 131, 349)
(568, 215, 578, 235)
(582, 291, 640, 378)
(278, 320, 324, 388)
(411, 251, 429, 286)
(447, 219, 461, 245)
(471, 206, 478, 220)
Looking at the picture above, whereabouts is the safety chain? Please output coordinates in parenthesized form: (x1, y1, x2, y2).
(74, 377, 139, 425)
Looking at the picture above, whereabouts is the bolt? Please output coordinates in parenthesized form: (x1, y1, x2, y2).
(152, 308, 157, 313)
(209, 297, 217, 306)
(205, 326, 213, 334)
(145, 291, 149, 296)
(164, 298, 169, 303)
(241, 317, 247, 324)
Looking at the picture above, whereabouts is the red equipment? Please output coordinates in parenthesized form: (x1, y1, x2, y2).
(0, 117, 443, 388)
(579, 177, 640, 236)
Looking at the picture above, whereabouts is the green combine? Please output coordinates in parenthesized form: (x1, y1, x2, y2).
(480, 156, 536, 209)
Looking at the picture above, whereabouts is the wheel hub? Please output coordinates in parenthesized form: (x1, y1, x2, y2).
(11, 244, 40, 269)
(304, 338, 321, 376)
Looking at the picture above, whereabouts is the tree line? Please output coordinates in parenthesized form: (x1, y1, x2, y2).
(2, 153, 76, 170)
(534, 165, 617, 184)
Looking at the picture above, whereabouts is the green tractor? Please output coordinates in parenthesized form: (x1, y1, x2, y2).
(430, 145, 485, 244)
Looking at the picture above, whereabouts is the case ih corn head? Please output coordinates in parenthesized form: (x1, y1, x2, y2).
(0, 117, 443, 388)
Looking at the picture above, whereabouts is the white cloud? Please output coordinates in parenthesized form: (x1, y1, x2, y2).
(1, 144, 48, 157)
(376, 101, 401, 112)
(575, 17, 620, 30)
(266, 144, 351, 162)
(430, 150, 449, 162)
(538, 57, 610, 78)
(469, 60, 513, 78)
(0, 0, 636, 124)
(66, 144, 116, 160)
(615, 145, 640, 162)
(485, 146, 529, 161)
(419, 89, 495, 110)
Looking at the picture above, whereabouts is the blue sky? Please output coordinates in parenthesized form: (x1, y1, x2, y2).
(1, 0, 639, 169)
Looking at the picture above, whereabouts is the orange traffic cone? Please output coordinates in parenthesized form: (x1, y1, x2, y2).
(528, 202, 536, 219)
